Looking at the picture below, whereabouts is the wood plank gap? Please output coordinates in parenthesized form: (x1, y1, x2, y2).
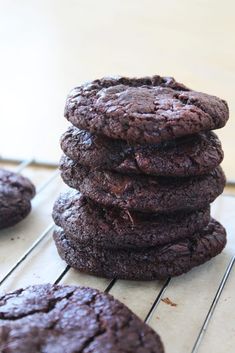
(0, 223, 54, 287)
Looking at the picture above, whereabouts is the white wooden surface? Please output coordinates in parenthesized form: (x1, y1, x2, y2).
(0, 0, 235, 180)
(0, 161, 234, 353)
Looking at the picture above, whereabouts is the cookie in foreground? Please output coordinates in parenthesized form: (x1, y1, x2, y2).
(0, 284, 164, 353)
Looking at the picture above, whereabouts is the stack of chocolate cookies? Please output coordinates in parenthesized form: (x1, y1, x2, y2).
(53, 76, 229, 280)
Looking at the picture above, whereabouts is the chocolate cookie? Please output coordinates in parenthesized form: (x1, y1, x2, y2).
(61, 126, 224, 177)
(53, 190, 210, 249)
(54, 219, 226, 280)
(64, 76, 229, 144)
(0, 284, 164, 353)
(60, 156, 226, 213)
(0, 169, 35, 229)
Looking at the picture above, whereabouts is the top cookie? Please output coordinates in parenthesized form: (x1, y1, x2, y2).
(0, 284, 164, 353)
(65, 76, 229, 144)
(0, 168, 35, 229)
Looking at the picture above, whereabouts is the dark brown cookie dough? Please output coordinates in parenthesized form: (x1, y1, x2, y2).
(0, 284, 164, 353)
(64, 76, 229, 144)
(54, 219, 226, 280)
(60, 156, 226, 213)
(53, 190, 210, 249)
(61, 126, 224, 177)
(0, 168, 35, 229)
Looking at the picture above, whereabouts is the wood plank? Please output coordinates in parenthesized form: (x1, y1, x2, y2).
(147, 254, 233, 353)
(0, 171, 65, 278)
(110, 279, 167, 320)
(61, 269, 110, 292)
(0, 232, 64, 293)
(147, 195, 235, 353)
(197, 266, 235, 353)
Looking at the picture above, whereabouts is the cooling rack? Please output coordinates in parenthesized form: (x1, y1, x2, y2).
(0, 157, 234, 353)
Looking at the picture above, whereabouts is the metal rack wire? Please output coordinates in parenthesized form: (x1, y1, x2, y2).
(0, 157, 234, 353)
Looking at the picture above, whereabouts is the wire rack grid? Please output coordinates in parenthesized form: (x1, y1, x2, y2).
(0, 157, 234, 353)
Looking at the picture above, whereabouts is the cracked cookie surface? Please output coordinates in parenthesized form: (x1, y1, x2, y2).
(64, 76, 229, 144)
(0, 168, 35, 229)
(0, 284, 164, 353)
(54, 219, 226, 280)
(60, 156, 226, 213)
(53, 190, 210, 249)
(61, 126, 224, 177)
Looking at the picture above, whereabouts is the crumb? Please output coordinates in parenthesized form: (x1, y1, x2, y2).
(104, 173, 112, 181)
(125, 210, 135, 226)
(11, 238, 14, 241)
(161, 297, 177, 307)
